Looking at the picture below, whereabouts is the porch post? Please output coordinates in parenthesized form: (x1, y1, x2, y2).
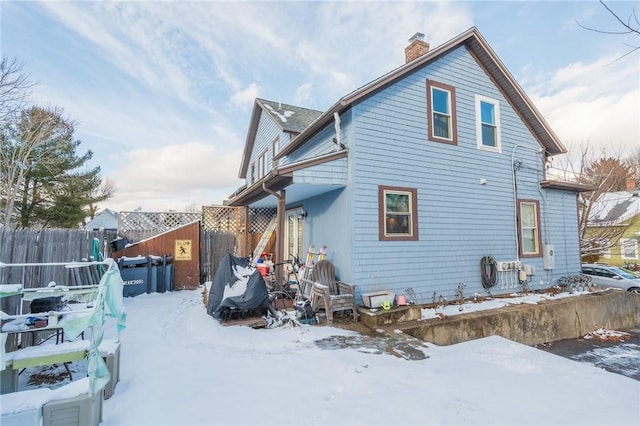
(275, 189, 286, 283)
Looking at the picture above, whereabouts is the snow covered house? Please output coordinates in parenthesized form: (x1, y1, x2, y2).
(226, 27, 592, 303)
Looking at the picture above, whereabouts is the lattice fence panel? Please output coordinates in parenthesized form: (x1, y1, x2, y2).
(118, 211, 201, 233)
(249, 208, 276, 233)
(201, 206, 242, 233)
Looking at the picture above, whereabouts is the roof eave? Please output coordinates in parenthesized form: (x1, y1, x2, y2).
(238, 102, 264, 179)
(540, 180, 597, 192)
(226, 173, 293, 207)
(464, 30, 566, 155)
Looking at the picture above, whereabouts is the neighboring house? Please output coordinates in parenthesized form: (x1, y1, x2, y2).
(586, 179, 640, 268)
(84, 208, 118, 231)
(226, 27, 593, 303)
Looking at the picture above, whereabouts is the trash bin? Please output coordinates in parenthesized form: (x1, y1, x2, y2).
(117, 256, 157, 297)
(110, 237, 129, 253)
(154, 255, 174, 293)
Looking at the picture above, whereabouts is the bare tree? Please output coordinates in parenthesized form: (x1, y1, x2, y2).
(0, 57, 34, 124)
(577, 1, 640, 62)
(86, 178, 116, 220)
(626, 146, 640, 186)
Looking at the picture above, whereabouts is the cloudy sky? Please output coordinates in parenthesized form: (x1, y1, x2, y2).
(2, 1, 638, 212)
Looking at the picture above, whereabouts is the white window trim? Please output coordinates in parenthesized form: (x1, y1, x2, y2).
(621, 238, 638, 259)
(257, 154, 263, 179)
(272, 136, 280, 168)
(475, 95, 501, 153)
(430, 88, 453, 142)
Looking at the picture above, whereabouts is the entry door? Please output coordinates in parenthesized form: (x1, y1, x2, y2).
(285, 207, 305, 262)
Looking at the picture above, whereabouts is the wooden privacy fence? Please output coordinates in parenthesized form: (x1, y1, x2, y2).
(0, 205, 276, 294)
(0, 228, 117, 320)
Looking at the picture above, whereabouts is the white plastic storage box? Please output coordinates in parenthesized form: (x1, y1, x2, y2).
(100, 340, 121, 399)
(1, 387, 52, 426)
(1, 407, 41, 426)
(361, 291, 396, 308)
(1, 368, 19, 394)
(42, 390, 103, 426)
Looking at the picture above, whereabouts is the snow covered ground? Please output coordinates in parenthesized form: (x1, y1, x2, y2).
(10, 289, 640, 425)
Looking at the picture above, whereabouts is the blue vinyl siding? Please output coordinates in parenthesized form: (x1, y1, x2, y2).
(270, 44, 581, 304)
(293, 157, 348, 185)
(285, 112, 352, 166)
(342, 45, 580, 302)
(295, 188, 352, 281)
(246, 110, 288, 186)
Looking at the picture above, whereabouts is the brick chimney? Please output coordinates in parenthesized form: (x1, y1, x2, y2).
(626, 177, 636, 192)
(405, 32, 430, 63)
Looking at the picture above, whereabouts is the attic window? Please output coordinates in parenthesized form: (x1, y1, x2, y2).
(427, 80, 457, 145)
(378, 185, 419, 241)
(475, 95, 501, 152)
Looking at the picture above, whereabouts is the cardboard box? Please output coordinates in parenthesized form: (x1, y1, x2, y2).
(361, 291, 396, 308)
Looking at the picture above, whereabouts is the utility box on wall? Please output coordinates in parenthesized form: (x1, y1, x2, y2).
(543, 244, 555, 270)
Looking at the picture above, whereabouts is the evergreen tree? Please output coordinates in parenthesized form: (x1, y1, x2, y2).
(1, 106, 110, 228)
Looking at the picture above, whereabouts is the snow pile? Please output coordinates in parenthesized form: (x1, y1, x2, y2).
(420, 292, 583, 320)
(8, 289, 639, 426)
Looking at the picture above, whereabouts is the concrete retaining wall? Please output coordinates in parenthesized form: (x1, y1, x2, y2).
(361, 291, 640, 346)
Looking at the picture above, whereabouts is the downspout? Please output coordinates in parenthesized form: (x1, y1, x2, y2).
(262, 183, 285, 283)
(333, 112, 342, 151)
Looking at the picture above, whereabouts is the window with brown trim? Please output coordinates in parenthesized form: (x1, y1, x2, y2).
(378, 186, 418, 241)
(518, 199, 542, 257)
(427, 79, 457, 145)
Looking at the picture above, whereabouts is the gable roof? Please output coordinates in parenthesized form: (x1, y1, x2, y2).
(276, 26, 566, 160)
(589, 191, 640, 225)
(238, 98, 323, 178)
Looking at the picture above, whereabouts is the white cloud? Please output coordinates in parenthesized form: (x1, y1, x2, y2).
(24, 0, 638, 214)
(528, 55, 640, 156)
(294, 82, 313, 105)
(105, 142, 244, 211)
(230, 83, 260, 109)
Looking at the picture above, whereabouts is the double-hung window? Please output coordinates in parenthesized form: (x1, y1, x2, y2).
(378, 186, 418, 241)
(427, 80, 457, 144)
(475, 95, 501, 152)
(621, 239, 638, 259)
(518, 199, 541, 257)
